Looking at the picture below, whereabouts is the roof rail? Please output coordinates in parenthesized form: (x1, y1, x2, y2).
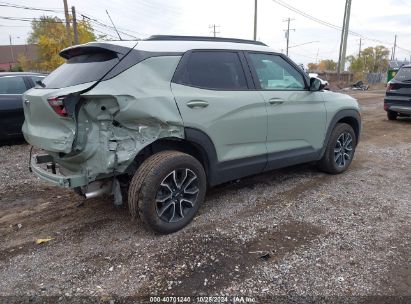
(145, 35, 267, 46)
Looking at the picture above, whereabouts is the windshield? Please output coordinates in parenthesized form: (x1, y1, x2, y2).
(394, 67, 411, 81)
(41, 51, 119, 89)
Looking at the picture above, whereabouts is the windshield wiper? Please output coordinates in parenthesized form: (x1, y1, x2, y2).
(36, 80, 46, 88)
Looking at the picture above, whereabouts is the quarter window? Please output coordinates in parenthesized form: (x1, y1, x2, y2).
(249, 53, 305, 90)
(176, 51, 248, 90)
(0, 76, 27, 94)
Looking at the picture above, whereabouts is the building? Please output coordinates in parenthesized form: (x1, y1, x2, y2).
(0, 44, 38, 71)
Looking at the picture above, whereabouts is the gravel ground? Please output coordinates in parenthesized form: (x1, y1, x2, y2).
(0, 92, 410, 303)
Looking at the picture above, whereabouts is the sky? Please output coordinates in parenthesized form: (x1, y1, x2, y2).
(1, 0, 411, 66)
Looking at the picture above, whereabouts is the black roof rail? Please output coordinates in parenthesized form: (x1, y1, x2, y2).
(145, 35, 267, 46)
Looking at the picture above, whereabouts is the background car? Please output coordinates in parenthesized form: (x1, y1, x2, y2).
(0, 72, 46, 140)
(309, 72, 329, 89)
(384, 64, 411, 120)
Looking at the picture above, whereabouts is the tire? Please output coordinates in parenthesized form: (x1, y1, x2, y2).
(128, 151, 206, 234)
(318, 123, 357, 174)
(387, 111, 398, 120)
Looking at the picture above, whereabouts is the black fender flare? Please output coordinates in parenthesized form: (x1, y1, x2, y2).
(320, 109, 361, 158)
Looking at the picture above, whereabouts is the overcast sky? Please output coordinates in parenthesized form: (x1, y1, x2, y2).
(1, 0, 410, 65)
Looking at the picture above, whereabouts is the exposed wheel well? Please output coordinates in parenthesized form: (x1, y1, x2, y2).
(336, 116, 360, 144)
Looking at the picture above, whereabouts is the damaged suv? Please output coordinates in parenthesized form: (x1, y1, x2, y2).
(23, 36, 361, 233)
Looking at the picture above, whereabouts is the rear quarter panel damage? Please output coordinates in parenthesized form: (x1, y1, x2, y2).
(55, 55, 184, 183)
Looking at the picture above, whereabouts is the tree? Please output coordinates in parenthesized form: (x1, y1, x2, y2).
(307, 62, 319, 71)
(318, 59, 337, 71)
(19, 16, 96, 72)
(347, 45, 389, 73)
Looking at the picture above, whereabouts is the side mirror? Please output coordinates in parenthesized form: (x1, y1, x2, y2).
(310, 77, 323, 91)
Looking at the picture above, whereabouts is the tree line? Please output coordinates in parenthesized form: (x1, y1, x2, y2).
(307, 46, 390, 73)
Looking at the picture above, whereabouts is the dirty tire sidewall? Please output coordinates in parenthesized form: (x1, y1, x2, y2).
(130, 151, 206, 234)
(318, 123, 357, 174)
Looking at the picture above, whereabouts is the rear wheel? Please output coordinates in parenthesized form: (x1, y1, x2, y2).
(128, 151, 206, 234)
(387, 110, 398, 120)
(318, 123, 356, 174)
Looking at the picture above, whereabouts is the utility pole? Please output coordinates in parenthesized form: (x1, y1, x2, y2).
(9, 35, 14, 64)
(283, 18, 295, 56)
(63, 0, 72, 46)
(106, 10, 122, 40)
(72, 6, 79, 45)
(392, 34, 397, 60)
(358, 38, 362, 57)
(337, 0, 352, 78)
(209, 24, 220, 37)
(253, 0, 257, 40)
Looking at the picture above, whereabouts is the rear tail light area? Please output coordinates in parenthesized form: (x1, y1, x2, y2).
(47, 96, 67, 117)
(386, 83, 398, 92)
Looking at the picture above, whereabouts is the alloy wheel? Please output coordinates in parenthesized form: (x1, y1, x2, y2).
(155, 168, 199, 223)
(334, 132, 353, 168)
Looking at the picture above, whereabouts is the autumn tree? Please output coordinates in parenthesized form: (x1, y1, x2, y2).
(307, 62, 319, 71)
(318, 59, 337, 71)
(347, 45, 389, 73)
(19, 16, 96, 72)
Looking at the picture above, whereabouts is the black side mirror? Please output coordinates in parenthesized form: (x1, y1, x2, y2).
(310, 77, 323, 91)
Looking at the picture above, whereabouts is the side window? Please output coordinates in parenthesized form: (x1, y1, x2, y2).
(30, 75, 45, 85)
(176, 51, 248, 90)
(249, 53, 305, 90)
(0, 76, 27, 94)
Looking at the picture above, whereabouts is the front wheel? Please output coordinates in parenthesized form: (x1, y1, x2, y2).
(318, 123, 357, 174)
(128, 151, 206, 234)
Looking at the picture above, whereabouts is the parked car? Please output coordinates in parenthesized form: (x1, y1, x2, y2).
(0, 72, 46, 140)
(22, 36, 361, 233)
(308, 72, 329, 89)
(384, 64, 411, 120)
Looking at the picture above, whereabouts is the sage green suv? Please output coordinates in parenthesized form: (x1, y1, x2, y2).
(22, 36, 361, 233)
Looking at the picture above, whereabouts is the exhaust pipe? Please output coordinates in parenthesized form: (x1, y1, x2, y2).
(83, 181, 112, 199)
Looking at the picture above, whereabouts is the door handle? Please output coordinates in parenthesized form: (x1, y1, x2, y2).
(268, 98, 285, 105)
(186, 100, 209, 108)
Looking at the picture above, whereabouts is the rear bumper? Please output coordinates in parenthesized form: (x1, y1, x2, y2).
(384, 96, 411, 114)
(387, 105, 411, 115)
(31, 154, 89, 188)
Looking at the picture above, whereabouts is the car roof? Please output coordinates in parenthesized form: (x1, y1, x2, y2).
(98, 35, 277, 53)
(0, 72, 46, 77)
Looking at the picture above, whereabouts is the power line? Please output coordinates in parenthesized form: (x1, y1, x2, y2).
(0, 2, 64, 13)
(80, 14, 139, 39)
(0, 16, 64, 23)
(271, 0, 411, 54)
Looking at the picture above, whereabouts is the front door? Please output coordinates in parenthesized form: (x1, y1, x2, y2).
(246, 52, 326, 170)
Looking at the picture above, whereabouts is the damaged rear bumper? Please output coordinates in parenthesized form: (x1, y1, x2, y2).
(31, 154, 89, 188)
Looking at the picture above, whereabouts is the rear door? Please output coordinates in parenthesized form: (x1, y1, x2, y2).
(171, 50, 268, 174)
(0, 75, 30, 138)
(246, 52, 326, 170)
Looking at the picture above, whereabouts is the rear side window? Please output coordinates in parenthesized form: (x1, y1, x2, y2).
(41, 51, 119, 89)
(0, 76, 27, 94)
(175, 51, 248, 90)
(394, 67, 411, 81)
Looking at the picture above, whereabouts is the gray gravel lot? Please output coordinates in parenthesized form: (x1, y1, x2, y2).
(0, 92, 410, 303)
